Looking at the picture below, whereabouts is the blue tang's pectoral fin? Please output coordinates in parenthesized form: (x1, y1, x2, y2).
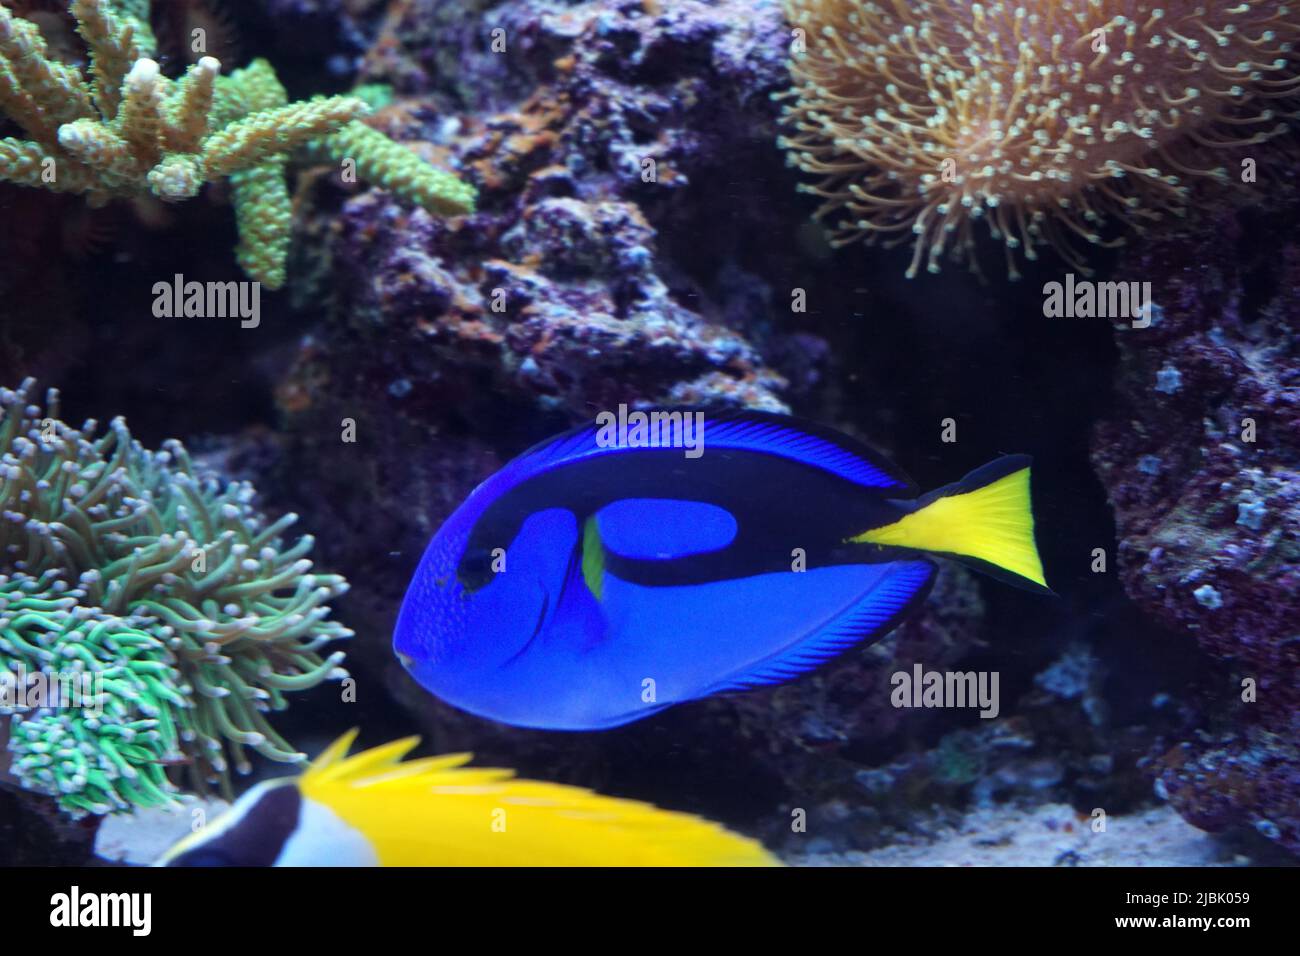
(698, 559, 937, 694)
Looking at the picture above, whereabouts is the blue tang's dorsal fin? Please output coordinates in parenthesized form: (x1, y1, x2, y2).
(492, 409, 916, 496)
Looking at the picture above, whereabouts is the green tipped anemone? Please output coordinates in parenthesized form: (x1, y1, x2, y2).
(0, 380, 351, 816)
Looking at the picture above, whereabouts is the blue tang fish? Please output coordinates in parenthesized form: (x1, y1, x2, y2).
(394, 410, 1048, 730)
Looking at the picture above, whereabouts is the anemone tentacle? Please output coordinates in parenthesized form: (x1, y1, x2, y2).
(778, 0, 1300, 277)
(0, 380, 352, 816)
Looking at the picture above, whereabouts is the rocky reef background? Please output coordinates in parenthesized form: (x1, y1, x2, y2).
(0, 0, 1295, 864)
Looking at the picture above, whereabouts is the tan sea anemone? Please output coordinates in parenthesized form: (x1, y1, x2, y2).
(777, 0, 1300, 278)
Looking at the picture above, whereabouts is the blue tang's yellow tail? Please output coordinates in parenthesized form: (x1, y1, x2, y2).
(849, 455, 1048, 591)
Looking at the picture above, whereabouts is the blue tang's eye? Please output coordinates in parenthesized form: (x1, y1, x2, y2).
(457, 547, 496, 592)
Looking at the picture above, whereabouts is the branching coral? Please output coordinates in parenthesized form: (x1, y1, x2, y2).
(777, 1, 1300, 278)
(314, 119, 478, 218)
(0, 1, 476, 288)
(0, 380, 351, 816)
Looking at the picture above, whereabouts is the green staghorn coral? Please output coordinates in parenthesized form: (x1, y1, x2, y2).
(0, 380, 351, 816)
(315, 119, 478, 219)
(0, 1, 477, 289)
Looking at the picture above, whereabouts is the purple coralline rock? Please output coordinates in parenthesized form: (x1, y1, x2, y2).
(1091, 202, 1300, 853)
(1156, 727, 1300, 851)
(355, 0, 788, 123)
(295, 181, 788, 413)
(284, 0, 799, 415)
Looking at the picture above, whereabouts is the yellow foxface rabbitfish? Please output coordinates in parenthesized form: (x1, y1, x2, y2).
(155, 730, 776, 866)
